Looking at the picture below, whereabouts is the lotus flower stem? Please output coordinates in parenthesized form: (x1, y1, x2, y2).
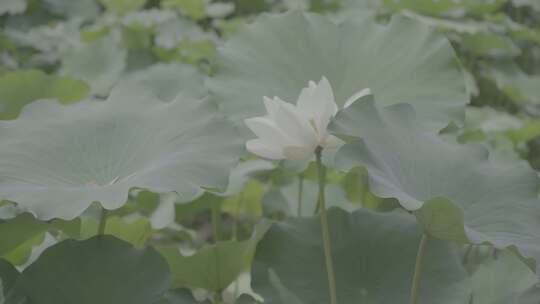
(316, 147, 338, 304)
(297, 173, 304, 217)
(410, 233, 429, 304)
(97, 207, 109, 236)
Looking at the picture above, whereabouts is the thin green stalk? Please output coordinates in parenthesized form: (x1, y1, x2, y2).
(97, 207, 109, 236)
(231, 216, 238, 241)
(232, 193, 244, 241)
(315, 195, 321, 215)
(297, 173, 304, 217)
(211, 204, 222, 243)
(410, 233, 429, 304)
(316, 147, 338, 304)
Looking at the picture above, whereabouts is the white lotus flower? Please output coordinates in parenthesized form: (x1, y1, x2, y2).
(245, 77, 371, 160)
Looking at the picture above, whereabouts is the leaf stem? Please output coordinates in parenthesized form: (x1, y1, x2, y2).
(297, 173, 304, 217)
(462, 244, 473, 265)
(410, 233, 429, 304)
(211, 204, 222, 243)
(316, 147, 338, 304)
(232, 192, 244, 241)
(97, 207, 108, 236)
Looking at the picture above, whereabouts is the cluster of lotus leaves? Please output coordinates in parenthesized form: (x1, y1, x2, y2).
(0, 10, 539, 300)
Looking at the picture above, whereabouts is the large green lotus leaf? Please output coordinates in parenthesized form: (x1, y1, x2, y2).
(330, 99, 540, 272)
(381, 0, 506, 17)
(468, 249, 538, 304)
(252, 208, 471, 303)
(484, 63, 540, 104)
(16, 236, 171, 304)
(207, 11, 467, 131)
(157, 223, 269, 292)
(0, 70, 89, 120)
(0, 84, 242, 220)
(124, 63, 207, 102)
(61, 36, 127, 96)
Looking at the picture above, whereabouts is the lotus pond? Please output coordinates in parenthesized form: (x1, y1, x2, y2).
(0, 0, 540, 303)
